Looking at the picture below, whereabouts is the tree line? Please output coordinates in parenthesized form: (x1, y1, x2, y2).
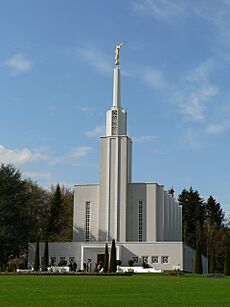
(178, 187, 230, 273)
(0, 164, 73, 271)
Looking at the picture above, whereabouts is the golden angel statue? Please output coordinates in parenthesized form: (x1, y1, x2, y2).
(115, 42, 125, 65)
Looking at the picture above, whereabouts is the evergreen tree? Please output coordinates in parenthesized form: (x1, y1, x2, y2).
(42, 241, 49, 271)
(34, 242, 40, 271)
(0, 164, 31, 269)
(210, 246, 216, 273)
(205, 196, 224, 226)
(109, 239, 117, 273)
(103, 243, 109, 273)
(47, 184, 63, 241)
(224, 247, 230, 276)
(178, 187, 205, 249)
(195, 240, 203, 274)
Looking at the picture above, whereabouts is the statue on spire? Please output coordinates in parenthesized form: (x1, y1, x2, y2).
(115, 42, 125, 66)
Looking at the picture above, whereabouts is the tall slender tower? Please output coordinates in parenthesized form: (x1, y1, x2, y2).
(99, 43, 132, 242)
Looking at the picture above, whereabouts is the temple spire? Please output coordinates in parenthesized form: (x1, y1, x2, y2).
(112, 66, 121, 108)
(113, 42, 124, 108)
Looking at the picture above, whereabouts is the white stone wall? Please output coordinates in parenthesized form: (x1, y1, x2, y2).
(73, 184, 99, 242)
(99, 136, 132, 242)
(28, 242, 187, 272)
(183, 245, 208, 273)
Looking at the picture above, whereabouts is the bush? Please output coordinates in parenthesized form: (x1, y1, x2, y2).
(109, 239, 117, 273)
(34, 242, 40, 271)
(128, 259, 134, 267)
(103, 243, 109, 273)
(142, 261, 149, 268)
(195, 240, 203, 274)
(42, 242, 49, 271)
(58, 259, 67, 266)
(116, 260, 122, 266)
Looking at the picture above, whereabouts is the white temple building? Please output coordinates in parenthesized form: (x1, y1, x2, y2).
(28, 45, 207, 272)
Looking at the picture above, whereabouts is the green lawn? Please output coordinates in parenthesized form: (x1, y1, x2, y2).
(0, 274, 230, 306)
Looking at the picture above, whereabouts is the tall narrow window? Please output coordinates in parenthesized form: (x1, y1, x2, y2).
(85, 201, 90, 242)
(138, 200, 143, 242)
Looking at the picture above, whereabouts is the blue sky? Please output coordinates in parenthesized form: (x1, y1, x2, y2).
(1, 0, 230, 213)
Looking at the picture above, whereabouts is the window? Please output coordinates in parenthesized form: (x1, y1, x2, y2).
(142, 256, 148, 264)
(138, 200, 143, 242)
(85, 202, 90, 242)
(112, 110, 118, 135)
(162, 256, 169, 264)
(69, 257, 75, 263)
(152, 256, 159, 264)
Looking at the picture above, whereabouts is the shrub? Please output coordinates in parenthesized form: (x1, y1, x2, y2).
(195, 240, 203, 274)
(103, 243, 109, 273)
(128, 259, 134, 267)
(34, 242, 40, 271)
(58, 259, 67, 266)
(109, 239, 117, 273)
(142, 261, 149, 268)
(42, 242, 49, 271)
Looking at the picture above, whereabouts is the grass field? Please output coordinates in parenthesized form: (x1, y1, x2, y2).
(0, 273, 230, 306)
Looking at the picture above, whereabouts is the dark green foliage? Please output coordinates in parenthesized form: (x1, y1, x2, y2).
(178, 187, 205, 250)
(195, 240, 203, 274)
(205, 196, 224, 226)
(103, 243, 109, 273)
(128, 259, 134, 267)
(46, 184, 74, 242)
(26, 180, 51, 242)
(224, 247, 230, 276)
(0, 164, 31, 269)
(109, 239, 117, 273)
(58, 259, 67, 266)
(42, 242, 49, 271)
(34, 242, 40, 271)
(210, 247, 216, 273)
(47, 184, 63, 241)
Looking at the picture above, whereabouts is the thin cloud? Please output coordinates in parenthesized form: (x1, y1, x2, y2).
(85, 125, 105, 137)
(132, 0, 187, 21)
(69, 147, 92, 158)
(142, 67, 166, 89)
(205, 123, 229, 135)
(133, 135, 157, 143)
(152, 148, 165, 155)
(49, 147, 93, 165)
(81, 106, 96, 113)
(75, 47, 112, 75)
(173, 59, 219, 121)
(5, 53, 32, 75)
(183, 129, 201, 150)
(0, 144, 44, 166)
(23, 171, 52, 180)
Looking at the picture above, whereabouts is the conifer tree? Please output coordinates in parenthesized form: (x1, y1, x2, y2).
(42, 241, 49, 271)
(195, 240, 203, 274)
(210, 246, 216, 273)
(109, 239, 117, 273)
(224, 247, 230, 276)
(47, 184, 63, 241)
(34, 242, 40, 271)
(103, 243, 109, 273)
